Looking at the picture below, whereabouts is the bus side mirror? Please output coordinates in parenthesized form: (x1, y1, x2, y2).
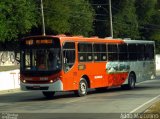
(14, 51, 20, 63)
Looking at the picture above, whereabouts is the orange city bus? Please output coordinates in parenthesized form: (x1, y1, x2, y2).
(19, 35, 156, 98)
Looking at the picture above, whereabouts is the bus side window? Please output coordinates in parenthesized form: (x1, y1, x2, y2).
(145, 44, 154, 60)
(93, 44, 107, 61)
(108, 44, 118, 61)
(63, 42, 75, 72)
(78, 43, 92, 62)
(128, 44, 137, 61)
(118, 44, 128, 61)
(137, 44, 145, 61)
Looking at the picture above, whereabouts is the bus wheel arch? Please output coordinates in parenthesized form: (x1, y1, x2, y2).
(75, 75, 90, 97)
(81, 75, 90, 88)
(121, 71, 136, 90)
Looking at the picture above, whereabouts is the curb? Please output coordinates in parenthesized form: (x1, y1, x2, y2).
(0, 88, 21, 95)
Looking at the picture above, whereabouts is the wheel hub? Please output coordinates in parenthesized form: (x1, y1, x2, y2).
(80, 82, 86, 94)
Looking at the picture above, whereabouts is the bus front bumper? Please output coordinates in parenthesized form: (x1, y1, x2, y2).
(20, 80, 63, 91)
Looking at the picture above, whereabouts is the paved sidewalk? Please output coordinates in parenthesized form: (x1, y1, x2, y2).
(0, 88, 21, 95)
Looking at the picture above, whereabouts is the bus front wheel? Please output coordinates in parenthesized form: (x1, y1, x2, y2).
(75, 78, 88, 97)
(42, 91, 55, 99)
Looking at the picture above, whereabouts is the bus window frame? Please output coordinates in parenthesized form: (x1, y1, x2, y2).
(118, 44, 128, 61)
(78, 42, 93, 62)
(93, 43, 107, 62)
(108, 43, 118, 61)
(62, 41, 76, 73)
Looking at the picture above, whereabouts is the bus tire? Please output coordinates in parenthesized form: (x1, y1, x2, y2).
(75, 78, 88, 97)
(122, 73, 136, 90)
(42, 91, 55, 99)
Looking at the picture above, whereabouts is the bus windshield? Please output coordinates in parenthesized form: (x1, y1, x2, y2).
(22, 48, 61, 72)
(20, 37, 62, 73)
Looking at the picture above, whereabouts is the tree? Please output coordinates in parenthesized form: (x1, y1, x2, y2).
(135, 0, 157, 39)
(149, 2, 160, 53)
(135, 0, 160, 53)
(136, 0, 157, 25)
(91, 0, 139, 39)
(0, 0, 37, 42)
(112, 0, 139, 39)
(43, 0, 94, 36)
(90, 0, 109, 38)
(68, 0, 94, 36)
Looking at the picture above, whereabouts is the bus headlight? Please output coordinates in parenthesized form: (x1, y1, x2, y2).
(50, 78, 60, 83)
(23, 80, 26, 83)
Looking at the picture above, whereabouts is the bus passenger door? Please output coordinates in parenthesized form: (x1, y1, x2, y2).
(62, 42, 76, 90)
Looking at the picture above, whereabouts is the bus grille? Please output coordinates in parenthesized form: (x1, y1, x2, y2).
(26, 86, 49, 90)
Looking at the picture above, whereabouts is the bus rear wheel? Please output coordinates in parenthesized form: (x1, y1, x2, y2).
(121, 73, 136, 90)
(127, 73, 136, 89)
(75, 78, 88, 97)
(42, 91, 55, 99)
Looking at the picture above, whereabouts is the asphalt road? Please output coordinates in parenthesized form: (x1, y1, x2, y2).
(0, 76, 160, 119)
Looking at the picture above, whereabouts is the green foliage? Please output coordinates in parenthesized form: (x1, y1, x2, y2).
(43, 0, 71, 34)
(136, 0, 157, 25)
(135, 0, 158, 41)
(113, 0, 139, 39)
(0, 0, 160, 53)
(43, 0, 94, 36)
(0, 0, 37, 42)
(68, 0, 94, 36)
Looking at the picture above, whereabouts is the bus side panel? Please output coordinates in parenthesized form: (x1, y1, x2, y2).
(76, 62, 129, 89)
(62, 61, 130, 91)
(106, 73, 128, 87)
(78, 62, 106, 88)
(62, 69, 75, 91)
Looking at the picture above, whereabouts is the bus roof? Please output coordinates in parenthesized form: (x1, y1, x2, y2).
(22, 35, 155, 44)
(22, 35, 124, 44)
(124, 40, 155, 44)
(59, 36, 124, 44)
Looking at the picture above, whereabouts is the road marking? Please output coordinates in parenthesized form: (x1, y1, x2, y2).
(130, 94, 160, 113)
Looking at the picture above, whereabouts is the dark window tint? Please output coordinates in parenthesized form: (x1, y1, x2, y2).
(78, 43, 93, 62)
(93, 44, 107, 61)
(108, 44, 118, 52)
(63, 42, 75, 49)
(137, 44, 145, 60)
(93, 44, 106, 52)
(118, 44, 128, 61)
(78, 43, 92, 52)
(63, 50, 75, 64)
(145, 44, 154, 60)
(108, 44, 118, 61)
(128, 44, 137, 61)
(119, 44, 127, 52)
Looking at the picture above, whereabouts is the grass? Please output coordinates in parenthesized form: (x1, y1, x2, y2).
(0, 65, 19, 72)
(146, 101, 160, 113)
(139, 101, 160, 119)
